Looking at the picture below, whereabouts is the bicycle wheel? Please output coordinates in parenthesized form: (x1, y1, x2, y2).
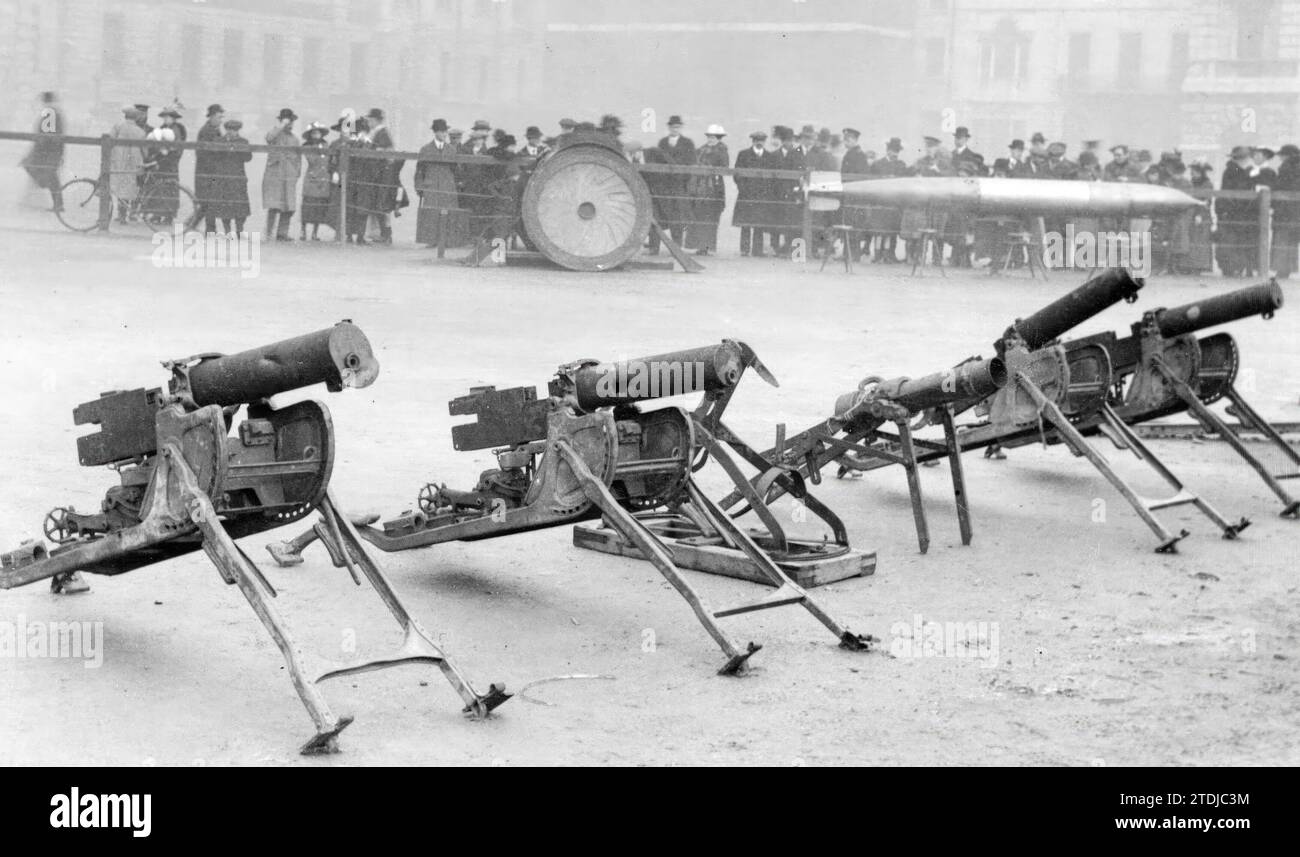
(140, 179, 196, 235)
(55, 179, 104, 232)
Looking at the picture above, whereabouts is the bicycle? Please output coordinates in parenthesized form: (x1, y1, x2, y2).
(56, 169, 199, 234)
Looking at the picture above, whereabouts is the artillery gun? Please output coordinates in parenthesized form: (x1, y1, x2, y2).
(1062, 281, 1293, 517)
(835, 271, 1268, 551)
(0, 323, 508, 754)
(268, 340, 875, 675)
(461, 130, 699, 273)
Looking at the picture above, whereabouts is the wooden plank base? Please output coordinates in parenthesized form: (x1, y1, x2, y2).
(572, 523, 876, 588)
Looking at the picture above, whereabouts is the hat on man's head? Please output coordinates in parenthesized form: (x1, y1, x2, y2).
(750, 130, 768, 141)
(667, 115, 683, 126)
(304, 122, 329, 138)
(800, 124, 816, 137)
(277, 107, 298, 121)
(1110, 144, 1129, 156)
(134, 103, 149, 113)
(206, 103, 224, 117)
(992, 157, 1012, 173)
(1048, 142, 1067, 155)
(431, 118, 448, 132)
(525, 125, 542, 138)
(923, 135, 940, 146)
(449, 128, 464, 138)
(842, 127, 861, 138)
(1279, 143, 1300, 158)
(1030, 132, 1046, 144)
(223, 119, 243, 131)
(706, 123, 726, 137)
(1009, 139, 1025, 150)
(366, 108, 385, 121)
(886, 136, 903, 152)
(471, 119, 491, 133)
(559, 117, 577, 129)
(954, 126, 970, 138)
(1253, 146, 1276, 159)
(818, 127, 832, 143)
(1230, 145, 1252, 159)
(773, 125, 794, 141)
(159, 107, 181, 119)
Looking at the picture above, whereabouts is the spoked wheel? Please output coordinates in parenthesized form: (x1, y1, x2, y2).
(139, 180, 198, 234)
(43, 507, 80, 544)
(417, 484, 439, 514)
(55, 178, 103, 232)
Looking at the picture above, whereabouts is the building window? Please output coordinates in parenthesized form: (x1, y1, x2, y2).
(102, 12, 125, 75)
(924, 38, 945, 78)
(1168, 32, 1189, 89)
(1067, 32, 1090, 84)
(223, 28, 243, 87)
(350, 43, 368, 91)
(979, 20, 1029, 84)
(264, 34, 283, 85)
(1117, 31, 1141, 86)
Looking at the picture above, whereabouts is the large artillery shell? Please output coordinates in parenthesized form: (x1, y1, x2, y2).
(833, 176, 1202, 217)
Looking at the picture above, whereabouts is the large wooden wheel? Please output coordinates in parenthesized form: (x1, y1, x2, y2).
(521, 137, 653, 272)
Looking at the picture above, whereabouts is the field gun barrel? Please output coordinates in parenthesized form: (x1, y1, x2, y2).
(833, 357, 1007, 422)
(1005, 267, 1144, 352)
(557, 340, 765, 411)
(180, 321, 379, 407)
(1150, 280, 1283, 339)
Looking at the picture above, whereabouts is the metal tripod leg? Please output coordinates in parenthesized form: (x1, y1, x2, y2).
(1012, 378, 1190, 552)
(1098, 403, 1249, 540)
(938, 405, 973, 545)
(1212, 384, 1300, 518)
(553, 439, 760, 675)
(311, 491, 510, 717)
(896, 419, 931, 554)
(682, 477, 872, 654)
(166, 445, 352, 754)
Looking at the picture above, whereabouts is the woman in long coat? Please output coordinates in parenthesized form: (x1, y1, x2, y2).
(209, 119, 252, 232)
(109, 107, 146, 222)
(299, 123, 332, 240)
(686, 126, 728, 255)
(263, 109, 302, 241)
(414, 118, 466, 248)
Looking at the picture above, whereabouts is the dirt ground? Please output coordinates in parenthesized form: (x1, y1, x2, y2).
(1, 197, 1297, 766)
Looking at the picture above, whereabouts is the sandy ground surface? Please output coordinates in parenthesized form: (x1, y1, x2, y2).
(0, 186, 1298, 766)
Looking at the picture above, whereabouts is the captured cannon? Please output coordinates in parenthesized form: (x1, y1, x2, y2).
(463, 130, 697, 273)
(842, 270, 1254, 552)
(1064, 280, 1294, 517)
(268, 340, 875, 676)
(716, 359, 1008, 554)
(0, 322, 508, 754)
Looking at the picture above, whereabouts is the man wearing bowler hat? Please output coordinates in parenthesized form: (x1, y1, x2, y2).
(656, 114, 696, 246)
(263, 107, 301, 241)
(840, 128, 871, 261)
(733, 130, 769, 256)
(196, 104, 226, 233)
